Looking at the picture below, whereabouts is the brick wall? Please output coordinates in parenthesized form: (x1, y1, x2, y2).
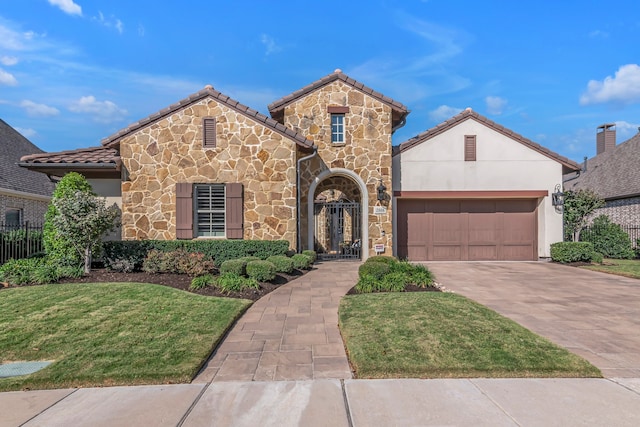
(593, 196, 640, 226)
(0, 194, 49, 225)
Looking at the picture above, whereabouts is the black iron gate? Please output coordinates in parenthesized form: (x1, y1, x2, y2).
(314, 201, 361, 260)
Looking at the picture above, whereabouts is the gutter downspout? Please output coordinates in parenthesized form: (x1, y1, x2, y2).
(297, 146, 318, 253)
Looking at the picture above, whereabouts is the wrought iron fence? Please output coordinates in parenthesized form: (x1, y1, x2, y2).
(579, 224, 640, 248)
(0, 222, 45, 265)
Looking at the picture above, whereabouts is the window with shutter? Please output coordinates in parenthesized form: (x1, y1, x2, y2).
(195, 183, 226, 237)
(176, 183, 193, 239)
(203, 117, 216, 148)
(465, 135, 476, 161)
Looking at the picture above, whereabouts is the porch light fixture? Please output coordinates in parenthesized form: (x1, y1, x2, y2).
(552, 184, 564, 207)
(377, 179, 387, 201)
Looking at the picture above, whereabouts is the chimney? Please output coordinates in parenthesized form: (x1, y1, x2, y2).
(596, 123, 616, 154)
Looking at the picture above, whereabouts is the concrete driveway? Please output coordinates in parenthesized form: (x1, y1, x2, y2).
(427, 262, 640, 378)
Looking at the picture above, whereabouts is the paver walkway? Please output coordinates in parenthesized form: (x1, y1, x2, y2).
(194, 261, 359, 383)
(427, 261, 640, 378)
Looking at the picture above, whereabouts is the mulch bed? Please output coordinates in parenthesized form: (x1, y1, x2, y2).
(5, 268, 307, 302)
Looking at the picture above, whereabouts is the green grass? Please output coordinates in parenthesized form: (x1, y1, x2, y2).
(339, 292, 601, 379)
(580, 258, 640, 279)
(0, 282, 251, 391)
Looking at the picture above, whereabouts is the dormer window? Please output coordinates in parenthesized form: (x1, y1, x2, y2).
(331, 114, 345, 144)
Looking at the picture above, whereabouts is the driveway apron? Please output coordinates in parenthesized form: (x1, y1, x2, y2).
(193, 261, 359, 383)
(427, 261, 640, 378)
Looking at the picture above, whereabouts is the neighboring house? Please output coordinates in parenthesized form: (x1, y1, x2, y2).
(392, 109, 579, 261)
(564, 124, 640, 227)
(0, 119, 55, 226)
(19, 70, 576, 260)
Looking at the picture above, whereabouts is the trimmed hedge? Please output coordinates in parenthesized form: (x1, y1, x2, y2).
(220, 259, 248, 276)
(291, 253, 313, 270)
(550, 242, 595, 263)
(364, 255, 397, 265)
(301, 250, 317, 263)
(246, 260, 276, 282)
(102, 240, 290, 271)
(266, 255, 294, 274)
(358, 262, 391, 280)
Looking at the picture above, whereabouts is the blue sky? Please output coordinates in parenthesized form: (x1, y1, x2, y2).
(1, 0, 639, 162)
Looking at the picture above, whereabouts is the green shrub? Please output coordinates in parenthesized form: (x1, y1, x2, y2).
(591, 252, 604, 264)
(266, 255, 294, 274)
(365, 255, 398, 265)
(355, 275, 381, 293)
(220, 259, 248, 276)
(175, 251, 215, 276)
(246, 260, 276, 282)
(142, 249, 176, 274)
(408, 263, 434, 287)
(101, 239, 289, 266)
(44, 172, 95, 267)
(358, 261, 391, 280)
(102, 241, 154, 271)
(301, 250, 317, 263)
(57, 266, 84, 279)
(190, 274, 215, 290)
(291, 253, 313, 270)
(636, 239, 640, 259)
(239, 256, 261, 262)
(580, 215, 635, 259)
(214, 272, 260, 293)
(381, 271, 411, 292)
(0, 258, 81, 285)
(550, 242, 595, 263)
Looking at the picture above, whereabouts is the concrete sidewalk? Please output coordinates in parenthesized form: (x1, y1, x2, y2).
(3, 378, 640, 426)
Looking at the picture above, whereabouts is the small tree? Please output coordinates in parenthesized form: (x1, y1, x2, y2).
(52, 191, 120, 274)
(44, 172, 95, 266)
(580, 215, 635, 259)
(563, 189, 604, 242)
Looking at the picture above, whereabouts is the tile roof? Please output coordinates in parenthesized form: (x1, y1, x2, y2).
(19, 146, 119, 165)
(0, 119, 56, 197)
(267, 69, 410, 127)
(565, 131, 640, 200)
(393, 108, 580, 173)
(101, 86, 314, 149)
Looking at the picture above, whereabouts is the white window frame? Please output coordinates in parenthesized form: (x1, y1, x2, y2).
(331, 113, 345, 144)
(194, 184, 226, 238)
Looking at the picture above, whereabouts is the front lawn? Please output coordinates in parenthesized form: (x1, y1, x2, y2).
(0, 282, 251, 391)
(339, 292, 600, 379)
(580, 258, 640, 279)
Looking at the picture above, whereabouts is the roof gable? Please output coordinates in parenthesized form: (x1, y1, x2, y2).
(565, 132, 640, 200)
(102, 85, 313, 149)
(267, 69, 409, 128)
(0, 119, 56, 197)
(394, 108, 579, 173)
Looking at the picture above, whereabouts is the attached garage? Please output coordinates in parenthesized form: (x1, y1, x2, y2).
(397, 197, 539, 261)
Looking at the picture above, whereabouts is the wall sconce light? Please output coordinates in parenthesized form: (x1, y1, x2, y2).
(377, 179, 387, 201)
(552, 184, 564, 207)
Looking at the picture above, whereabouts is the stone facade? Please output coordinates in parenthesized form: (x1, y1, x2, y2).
(119, 98, 298, 245)
(0, 194, 49, 225)
(285, 80, 394, 256)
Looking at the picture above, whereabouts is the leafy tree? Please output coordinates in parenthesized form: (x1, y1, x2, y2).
(52, 191, 121, 274)
(563, 189, 604, 242)
(44, 172, 95, 266)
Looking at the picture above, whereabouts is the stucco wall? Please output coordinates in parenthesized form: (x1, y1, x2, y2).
(119, 98, 298, 246)
(393, 118, 564, 258)
(88, 178, 123, 241)
(284, 80, 394, 258)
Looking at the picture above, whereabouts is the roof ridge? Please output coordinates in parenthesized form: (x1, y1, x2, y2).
(101, 86, 313, 149)
(267, 69, 409, 114)
(395, 108, 579, 171)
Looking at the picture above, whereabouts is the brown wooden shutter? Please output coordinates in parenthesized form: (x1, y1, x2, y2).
(465, 135, 476, 161)
(225, 183, 244, 239)
(203, 118, 216, 148)
(176, 183, 193, 239)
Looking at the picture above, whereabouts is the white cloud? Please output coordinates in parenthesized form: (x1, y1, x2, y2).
(485, 96, 507, 115)
(589, 30, 609, 39)
(428, 105, 464, 122)
(48, 0, 82, 16)
(20, 100, 60, 117)
(69, 96, 127, 123)
(15, 127, 37, 138)
(260, 34, 282, 55)
(0, 68, 17, 86)
(93, 12, 124, 34)
(580, 64, 640, 105)
(1, 56, 18, 66)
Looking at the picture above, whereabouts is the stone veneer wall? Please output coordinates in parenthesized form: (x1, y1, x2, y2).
(288, 80, 394, 256)
(0, 194, 49, 225)
(119, 98, 298, 245)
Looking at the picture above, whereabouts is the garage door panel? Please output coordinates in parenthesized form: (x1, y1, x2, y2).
(397, 198, 537, 261)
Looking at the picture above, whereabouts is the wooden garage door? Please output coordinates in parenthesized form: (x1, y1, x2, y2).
(397, 199, 537, 261)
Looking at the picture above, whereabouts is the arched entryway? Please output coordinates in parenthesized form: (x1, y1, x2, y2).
(307, 169, 369, 260)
